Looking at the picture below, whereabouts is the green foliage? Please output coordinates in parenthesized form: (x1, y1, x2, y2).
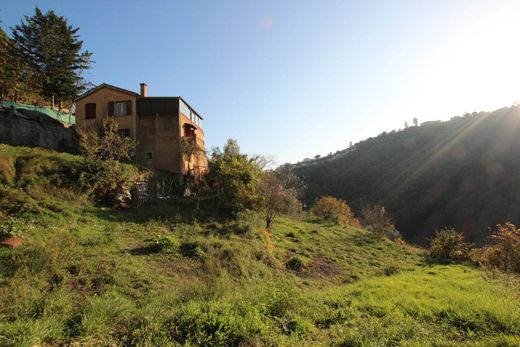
(206, 139, 262, 215)
(11, 7, 92, 107)
(179, 241, 206, 258)
(1, 145, 520, 345)
(153, 234, 179, 253)
(0, 26, 41, 104)
(430, 227, 469, 262)
(310, 195, 361, 227)
(471, 222, 520, 273)
(166, 301, 265, 346)
(0, 144, 140, 205)
(0, 242, 56, 277)
(0, 217, 24, 240)
(292, 106, 520, 244)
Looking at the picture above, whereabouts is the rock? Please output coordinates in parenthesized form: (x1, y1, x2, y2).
(1, 237, 23, 248)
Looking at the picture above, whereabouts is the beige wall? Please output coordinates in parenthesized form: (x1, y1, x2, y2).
(76, 87, 138, 142)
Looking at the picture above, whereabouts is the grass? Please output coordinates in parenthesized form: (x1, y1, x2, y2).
(0, 144, 520, 346)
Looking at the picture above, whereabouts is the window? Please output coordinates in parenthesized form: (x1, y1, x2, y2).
(108, 100, 132, 117)
(117, 129, 130, 138)
(85, 103, 96, 119)
(180, 100, 191, 119)
(145, 152, 153, 162)
(184, 124, 195, 137)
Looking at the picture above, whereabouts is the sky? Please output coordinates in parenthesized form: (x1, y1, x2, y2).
(2, 0, 520, 164)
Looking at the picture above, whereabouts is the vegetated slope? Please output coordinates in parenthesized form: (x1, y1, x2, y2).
(1, 144, 520, 346)
(292, 106, 520, 244)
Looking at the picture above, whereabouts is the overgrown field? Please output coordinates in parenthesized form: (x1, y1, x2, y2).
(1, 145, 520, 346)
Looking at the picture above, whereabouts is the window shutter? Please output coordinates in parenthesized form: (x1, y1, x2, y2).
(126, 100, 132, 115)
(85, 103, 96, 119)
(108, 102, 114, 116)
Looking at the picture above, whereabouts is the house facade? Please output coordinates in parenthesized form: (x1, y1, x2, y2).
(75, 83, 207, 184)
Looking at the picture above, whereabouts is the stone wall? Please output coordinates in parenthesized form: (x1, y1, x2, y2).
(0, 107, 78, 153)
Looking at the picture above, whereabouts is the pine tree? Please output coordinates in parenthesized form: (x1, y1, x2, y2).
(11, 7, 92, 109)
(0, 23, 37, 102)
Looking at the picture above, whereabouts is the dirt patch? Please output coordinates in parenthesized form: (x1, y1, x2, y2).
(302, 256, 342, 278)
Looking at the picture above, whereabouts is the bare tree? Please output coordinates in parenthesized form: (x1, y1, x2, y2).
(180, 136, 205, 188)
(259, 170, 300, 230)
(77, 118, 133, 162)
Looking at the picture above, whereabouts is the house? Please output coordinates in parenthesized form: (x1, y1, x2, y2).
(75, 83, 207, 185)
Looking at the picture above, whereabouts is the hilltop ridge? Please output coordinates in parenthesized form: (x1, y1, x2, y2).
(292, 105, 520, 243)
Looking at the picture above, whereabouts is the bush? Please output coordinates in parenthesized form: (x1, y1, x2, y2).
(286, 256, 307, 272)
(205, 139, 262, 215)
(429, 227, 469, 262)
(0, 217, 24, 240)
(310, 196, 361, 227)
(179, 241, 206, 258)
(71, 159, 140, 201)
(471, 222, 520, 273)
(361, 205, 401, 240)
(153, 234, 180, 253)
(11, 151, 140, 202)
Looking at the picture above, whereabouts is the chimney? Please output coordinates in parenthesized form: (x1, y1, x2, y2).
(140, 83, 147, 97)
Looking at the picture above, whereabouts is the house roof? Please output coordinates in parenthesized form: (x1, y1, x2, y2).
(75, 83, 139, 102)
(75, 83, 204, 120)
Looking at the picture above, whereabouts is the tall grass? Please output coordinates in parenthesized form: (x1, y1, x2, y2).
(1, 144, 520, 345)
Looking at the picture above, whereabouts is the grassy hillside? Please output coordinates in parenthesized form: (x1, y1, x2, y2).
(292, 106, 520, 244)
(1, 145, 520, 346)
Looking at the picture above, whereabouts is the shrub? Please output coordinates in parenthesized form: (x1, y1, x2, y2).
(77, 117, 134, 162)
(310, 196, 361, 227)
(471, 222, 520, 273)
(179, 241, 206, 258)
(0, 217, 24, 240)
(259, 170, 301, 230)
(286, 256, 307, 272)
(361, 205, 401, 240)
(429, 227, 469, 262)
(383, 264, 401, 276)
(71, 159, 139, 201)
(153, 234, 180, 253)
(9, 151, 140, 202)
(205, 139, 262, 215)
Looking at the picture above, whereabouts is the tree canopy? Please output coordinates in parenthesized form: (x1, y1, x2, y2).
(8, 7, 92, 108)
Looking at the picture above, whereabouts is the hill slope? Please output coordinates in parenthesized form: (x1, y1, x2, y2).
(1, 145, 520, 346)
(292, 106, 520, 244)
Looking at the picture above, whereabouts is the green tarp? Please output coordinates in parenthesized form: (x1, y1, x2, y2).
(1, 101, 76, 125)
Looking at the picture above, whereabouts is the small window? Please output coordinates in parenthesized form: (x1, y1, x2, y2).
(117, 129, 130, 138)
(85, 103, 96, 119)
(145, 152, 153, 162)
(184, 124, 195, 137)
